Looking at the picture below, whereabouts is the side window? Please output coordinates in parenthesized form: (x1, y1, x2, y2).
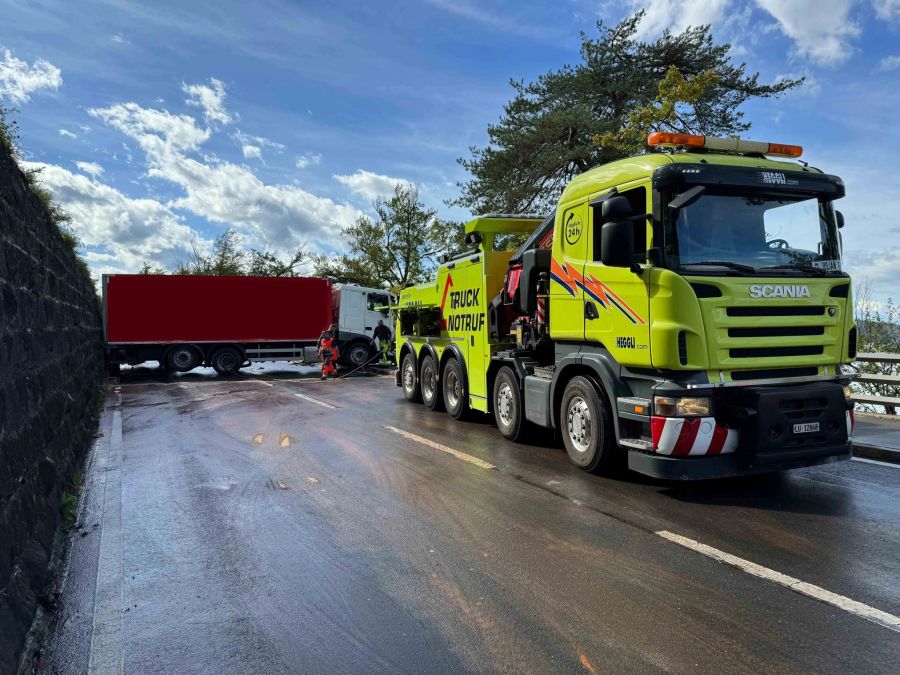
(367, 293, 390, 311)
(592, 186, 648, 262)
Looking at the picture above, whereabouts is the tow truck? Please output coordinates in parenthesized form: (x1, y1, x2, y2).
(395, 133, 855, 480)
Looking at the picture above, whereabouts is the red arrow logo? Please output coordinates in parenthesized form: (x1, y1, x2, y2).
(439, 274, 454, 330)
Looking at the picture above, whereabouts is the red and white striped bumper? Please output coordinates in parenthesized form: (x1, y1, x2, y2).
(650, 416, 738, 456)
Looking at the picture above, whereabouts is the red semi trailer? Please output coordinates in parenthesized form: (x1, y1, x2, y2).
(102, 275, 393, 375)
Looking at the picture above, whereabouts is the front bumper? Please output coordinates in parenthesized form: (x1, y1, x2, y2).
(630, 380, 853, 480)
(628, 443, 850, 480)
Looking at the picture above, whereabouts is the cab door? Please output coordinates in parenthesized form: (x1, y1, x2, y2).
(582, 182, 652, 366)
(549, 203, 589, 341)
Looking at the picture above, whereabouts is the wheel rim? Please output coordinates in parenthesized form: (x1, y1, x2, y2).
(219, 352, 237, 372)
(497, 382, 514, 426)
(445, 370, 460, 409)
(403, 361, 415, 392)
(351, 347, 367, 366)
(566, 396, 593, 454)
(173, 350, 193, 369)
(422, 365, 435, 401)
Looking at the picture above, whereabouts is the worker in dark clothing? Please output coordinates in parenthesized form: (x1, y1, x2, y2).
(318, 323, 339, 380)
(373, 320, 392, 366)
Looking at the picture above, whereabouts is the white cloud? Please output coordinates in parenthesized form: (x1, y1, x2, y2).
(232, 130, 283, 160)
(23, 161, 203, 273)
(75, 161, 104, 178)
(878, 54, 900, 71)
(182, 78, 232, 125)
(631, 0, 733, 38)
(0, 48, 62, 104)
(58, 128, 77, 139)
(295, 152, 321, 169)
(242, 144, 261, 159)
(334, 169, 412, 201)
(88, 102, 210, 153)
(873, 0, 900, 23)
(111, 33, 127, 44)
(755, 0, 859, 65)
(88, 97, 362, 254)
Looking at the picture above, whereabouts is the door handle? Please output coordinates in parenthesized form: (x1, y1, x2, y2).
(584, 302, 599, 320)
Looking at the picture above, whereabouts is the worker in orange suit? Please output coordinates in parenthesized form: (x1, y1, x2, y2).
(318, 323, 339, 380)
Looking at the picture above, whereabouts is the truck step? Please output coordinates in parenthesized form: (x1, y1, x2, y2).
(533, 365, 556, 380)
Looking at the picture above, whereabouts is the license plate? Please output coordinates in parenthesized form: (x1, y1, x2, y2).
(793, 422, 820, 434)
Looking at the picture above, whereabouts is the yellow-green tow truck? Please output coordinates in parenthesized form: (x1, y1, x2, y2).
(396, 133, 855, 479)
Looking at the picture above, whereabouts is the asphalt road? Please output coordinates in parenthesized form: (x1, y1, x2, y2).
(37, 366, 900, 674)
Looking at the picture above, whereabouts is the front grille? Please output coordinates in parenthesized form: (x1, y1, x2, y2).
(730, 345, 824, 358)
(730, 366, 818, 381)
(728, 326, 824, 338)
(727, 306, 825, 317)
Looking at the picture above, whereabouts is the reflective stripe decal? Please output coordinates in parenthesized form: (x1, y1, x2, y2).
(651, 416, 737, 456)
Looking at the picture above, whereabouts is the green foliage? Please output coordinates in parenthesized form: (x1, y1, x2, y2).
(59, 471, 83, 530)
(0, 105, 22, 159)
(138, 262, 167, 274)
(172, 228, 309, 277)
(454, 12, 801, 214)
(313, 184, 462, 292)
(852, 280, 899, 414)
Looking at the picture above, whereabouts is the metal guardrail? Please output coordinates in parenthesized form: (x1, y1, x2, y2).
(850, 353, 900, 411)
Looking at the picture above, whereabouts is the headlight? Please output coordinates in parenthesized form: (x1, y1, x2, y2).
(654, 396, 711, 417)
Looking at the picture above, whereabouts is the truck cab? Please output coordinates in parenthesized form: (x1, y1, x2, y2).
(396, 133, 855, 480)
(334, 285, 395, 366)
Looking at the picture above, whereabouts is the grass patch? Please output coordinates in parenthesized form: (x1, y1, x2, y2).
(59, 471, 83, 530)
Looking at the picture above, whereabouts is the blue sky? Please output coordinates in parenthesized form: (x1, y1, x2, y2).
(1, 0, 898, 305)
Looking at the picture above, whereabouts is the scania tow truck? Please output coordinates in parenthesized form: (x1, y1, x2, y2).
(395, 133, 855, 479)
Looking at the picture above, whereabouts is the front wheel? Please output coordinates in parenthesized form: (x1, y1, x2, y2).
(560, 376, 617, 474)
(442, 358, 468, 420)
(493, 366, 526, 441)
(401, 352, 421, 402)
(345, 342, 372, 368)
(420, 354, 443, 411)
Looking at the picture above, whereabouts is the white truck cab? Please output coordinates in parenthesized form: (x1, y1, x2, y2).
(333, 285, 395, 366)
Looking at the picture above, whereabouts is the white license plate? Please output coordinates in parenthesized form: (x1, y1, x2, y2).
(793, 422, 820, 434)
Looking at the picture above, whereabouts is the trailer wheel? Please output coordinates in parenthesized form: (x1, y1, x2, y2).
(211, 347, 242, 376)
(420, 354, 444, 411)
(401, 352, 421, 402)
(442, 358, 469, 420)
(167, 345, 200, 373)
(560, 376, 616, 474)
(493, 366, 526, 441)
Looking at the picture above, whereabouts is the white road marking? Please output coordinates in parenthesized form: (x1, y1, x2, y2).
(89, 405, 125, 673)
(385, 426, 496, 470)
(851, 456, 900, 469)
(294, 392, 337, 409)
(656, 530, 900, 633)
(255, 380, 274, 387)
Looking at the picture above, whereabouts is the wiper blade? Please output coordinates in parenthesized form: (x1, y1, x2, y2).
(683, 261, 757, 274)
(759, 264, 827, 276)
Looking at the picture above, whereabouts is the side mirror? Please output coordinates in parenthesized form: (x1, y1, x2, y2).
(465, 231, 483, 246)
(601, 195, 633, 222)
(600, 220, 634, 268)
(836, 210, 845, 229)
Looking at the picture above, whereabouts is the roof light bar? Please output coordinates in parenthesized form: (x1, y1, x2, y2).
(647, 132, 802, 158)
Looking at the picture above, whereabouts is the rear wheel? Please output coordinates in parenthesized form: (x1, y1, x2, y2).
(442, 358, 468, 420)
(401, 352, 421, 402)
(560, 376, 616, 474)
(211, 347, 242, 376)
(420, 354, 443, 411)
(167, 345, 200, 372)
(493, 366, 526, 441)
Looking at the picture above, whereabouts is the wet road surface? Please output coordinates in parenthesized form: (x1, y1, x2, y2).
(40, 368, 900, 673)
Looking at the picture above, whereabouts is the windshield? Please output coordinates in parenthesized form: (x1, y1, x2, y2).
(664, 189, 843, 276)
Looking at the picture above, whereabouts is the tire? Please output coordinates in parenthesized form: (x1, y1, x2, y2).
(167, 345, 200, 373)
(493, 366, 526, 441)
(345, 342, 372, 368)
(560, 376, 617, 474)
(420, 354, 444, 411)
(442, 358, 468, 420)
(401, 352, 421, 403)
(211, 347, 242, 376)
